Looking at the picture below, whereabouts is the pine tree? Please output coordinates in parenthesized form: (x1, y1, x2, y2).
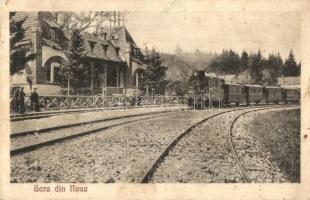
(174, 45, 183, 56)
(140, 49, 169, 95)
(227, 49, 241, 75)
(297, 62, 301, 76)
(265, 53, 283, 85)
(209, 49, 240, 75)
(240, 51, 249, 72)
(60, 29, 89, 93)
(10, 12, 36, 87)
(283, 50, 300, 77)
(249, 50, 264, 84)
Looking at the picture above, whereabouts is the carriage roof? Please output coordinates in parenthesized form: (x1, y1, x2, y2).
(244, 84, 263, 88)
(264, 86, 281, 89)
(224, 83, 242, 86)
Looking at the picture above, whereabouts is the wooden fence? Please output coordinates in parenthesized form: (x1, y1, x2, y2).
(10, 95, 188, 112)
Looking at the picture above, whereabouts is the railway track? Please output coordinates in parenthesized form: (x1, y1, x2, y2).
(227, 109, 258, 183)
(10, 109, 185, 156)
(227, 105, 299, 183)
(140, 105, 295, 183)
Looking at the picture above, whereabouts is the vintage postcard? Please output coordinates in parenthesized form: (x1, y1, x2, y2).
(0, 0, 309, 199)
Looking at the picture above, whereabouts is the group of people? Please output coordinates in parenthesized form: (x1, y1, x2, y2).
(12, 87, 39, 114)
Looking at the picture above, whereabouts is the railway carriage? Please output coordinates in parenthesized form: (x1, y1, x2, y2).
(244, 84, 263, 105)
(281, 87, 300, 103)
(188, 70, 300, 108)
(263, 86, 282, 104)
(223, 83, 246, 106)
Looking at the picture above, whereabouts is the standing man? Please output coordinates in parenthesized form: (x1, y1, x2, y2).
(30, 87, 39, 112)
(18, 87, 26, 114)
(13, 87, 20, 112)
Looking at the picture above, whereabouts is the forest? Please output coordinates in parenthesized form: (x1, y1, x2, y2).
(161, 47, 301, 95)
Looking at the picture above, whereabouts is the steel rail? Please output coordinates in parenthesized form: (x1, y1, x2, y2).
(11, 107, 187, 138)
(10, 111, 183, 156)
(140, 105, 297, 183)
(227, 105, 299, 183)
(140, 106, 269, 183)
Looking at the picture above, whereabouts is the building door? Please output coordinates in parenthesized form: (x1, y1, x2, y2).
(50, 62, 61, 83)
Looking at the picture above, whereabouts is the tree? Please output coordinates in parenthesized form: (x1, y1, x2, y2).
(140, 49, 169, 95)
(249, 50, 264, 84)
(174, 45, 183, 56)
(240, 51, 249, 72)
(10, 12, 36, 88)
(283, 50, 300, 77)
(226, 49, 241, 75)
(209, 49, 240, 75)
(297, 62, 301, 76)
(265, 53, 283, 85)
(60, 29, 89, 93)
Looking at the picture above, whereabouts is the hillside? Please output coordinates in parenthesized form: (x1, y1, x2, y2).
(160, 53, 193, 81)
(160, 51, 216, 81)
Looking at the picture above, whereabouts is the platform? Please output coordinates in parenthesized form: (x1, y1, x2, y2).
(10, 105, 187, 135)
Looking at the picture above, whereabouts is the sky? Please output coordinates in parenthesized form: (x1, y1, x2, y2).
(125, 9, 301, 61)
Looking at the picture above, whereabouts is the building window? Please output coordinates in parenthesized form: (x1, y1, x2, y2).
(135, 71, 144, 88)
(89, 41, 96, 53)
(102, 44, 109, 56)
(46, 62, 61, 83)
(106, 66, 117, 87)
(115, 47, 120, 56)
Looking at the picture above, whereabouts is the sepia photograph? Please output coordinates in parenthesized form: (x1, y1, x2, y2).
(1, 0, 309, 199)
(9, 10, 301, 183)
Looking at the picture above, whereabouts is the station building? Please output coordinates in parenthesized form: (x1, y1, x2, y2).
(10, 12, 146, 96)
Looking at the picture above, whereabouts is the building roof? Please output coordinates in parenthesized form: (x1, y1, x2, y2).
(218, 73, 250, 84)
(109, 26, 145, 62)
(280, 85, 300, 90)
(43, 19, 61, 29)
(83, 33, 123, 63)
(277, 76, 300, 86)
(42, 38, 63, 50)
